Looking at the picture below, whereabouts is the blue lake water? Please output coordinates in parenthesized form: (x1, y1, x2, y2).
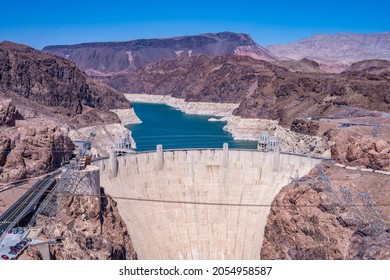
(127, 102, 258, 151)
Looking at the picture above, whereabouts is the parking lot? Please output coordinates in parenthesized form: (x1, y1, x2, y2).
(0, 227, 30, 260)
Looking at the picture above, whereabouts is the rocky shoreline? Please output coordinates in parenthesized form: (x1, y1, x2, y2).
(110, 108, 142, 126)
(125, 93, 330, 157)
(124, 93, 238, 117)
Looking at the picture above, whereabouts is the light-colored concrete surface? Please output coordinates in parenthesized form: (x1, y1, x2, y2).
(31, 240, 50, 260)
(74, 165, 101, 197)
(96, 149, 321, 260)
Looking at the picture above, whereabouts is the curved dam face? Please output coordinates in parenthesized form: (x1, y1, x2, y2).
(95, 149, 321, 259)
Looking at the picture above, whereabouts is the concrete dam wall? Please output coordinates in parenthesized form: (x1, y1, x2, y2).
(95, 148, 322, 259)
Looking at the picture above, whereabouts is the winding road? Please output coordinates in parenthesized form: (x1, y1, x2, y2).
(0, 175, 56, 239)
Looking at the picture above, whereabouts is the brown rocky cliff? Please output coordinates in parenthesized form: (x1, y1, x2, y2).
(48, 191, 137, 260)
(0, 117, 74, 182)
(0, 42, 136, 182)
(0, 99, 22, 126)
(261, 164, 390, 259)
(0, 41, 130, 117)
(326, 129, 390, 171)
(290, 119, 320, 136)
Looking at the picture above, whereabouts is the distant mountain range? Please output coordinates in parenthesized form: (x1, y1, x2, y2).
(266, 32, 390, 72)
(43, 32, 278, 77)
(43, 32, 390, 75)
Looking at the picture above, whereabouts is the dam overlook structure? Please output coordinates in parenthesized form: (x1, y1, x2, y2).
(95, 142, 321, 259)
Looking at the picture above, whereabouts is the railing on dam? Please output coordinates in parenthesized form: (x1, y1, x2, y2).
(91, 145, 390, 177)
(93, 147, 331, 160)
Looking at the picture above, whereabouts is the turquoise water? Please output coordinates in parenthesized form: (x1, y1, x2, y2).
(127, 102, 258, 151)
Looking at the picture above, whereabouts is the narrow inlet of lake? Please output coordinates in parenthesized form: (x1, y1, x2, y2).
(127, 102, 258, 151)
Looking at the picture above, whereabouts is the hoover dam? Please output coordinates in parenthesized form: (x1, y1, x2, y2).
(95, 146, 322, 259)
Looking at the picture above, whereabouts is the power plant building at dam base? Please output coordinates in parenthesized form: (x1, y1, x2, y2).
(93, 147, 321, 259)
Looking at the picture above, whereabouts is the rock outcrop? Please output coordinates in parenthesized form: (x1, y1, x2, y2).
(0, 114, 74, 182)
(341, 59, 390, 79)
(0, 99, 22, 126)
(43, 32, 278, 76)
(48, 191, 137, 260)
(275, 58, 323, 73)
(0, 41, 130, 117)
(261, 163, 390, 259)
(290, 119, 320, 136)
(326, 129, 390, 171)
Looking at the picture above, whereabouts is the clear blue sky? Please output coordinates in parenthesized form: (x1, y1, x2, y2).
(0, 0, 389, 49)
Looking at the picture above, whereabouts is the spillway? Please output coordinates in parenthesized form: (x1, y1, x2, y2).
(95, 148, 321, 259)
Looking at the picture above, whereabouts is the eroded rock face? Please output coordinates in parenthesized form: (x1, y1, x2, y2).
(0, 118, 74, 182)
(0, 101, 74, 182)
(67, 108, 121, 129)
(0, 41, 130, 117)
(18, 247, 43, 260)
(0, 99, 22, 126)
(327, 130, 390, 171)
(261, 164, 390, 260)
(48, 191, 137, 260)
(290, 119, 319, 136)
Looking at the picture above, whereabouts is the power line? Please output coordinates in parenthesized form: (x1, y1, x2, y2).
(1, 188, 390, 210)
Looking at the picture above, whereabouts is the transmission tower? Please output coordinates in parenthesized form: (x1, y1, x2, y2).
(30, 132, 96, 238)
(372, 123, 381, 138)
(316, 165, 387, 233)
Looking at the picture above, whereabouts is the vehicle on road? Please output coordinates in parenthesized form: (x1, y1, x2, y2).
(1, 254, 9, 260)
(10, 246, 20, 252)
(15, 244, 24, 249)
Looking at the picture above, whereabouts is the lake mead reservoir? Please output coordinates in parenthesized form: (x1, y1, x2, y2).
(128, 102, 257, 151)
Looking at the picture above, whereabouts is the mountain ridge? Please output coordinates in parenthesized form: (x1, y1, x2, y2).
(266, 32, 390, 72)
(109, 55, 390, 126)
(43, 32, 279, 76)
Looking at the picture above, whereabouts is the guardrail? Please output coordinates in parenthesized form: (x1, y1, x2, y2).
(90, 147, 389, 176)
(92, 147, 332, 160)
